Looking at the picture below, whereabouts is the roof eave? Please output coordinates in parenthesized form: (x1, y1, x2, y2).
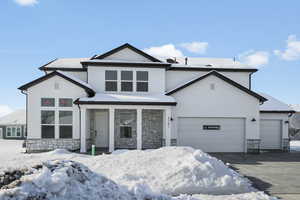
(74, 100, 177, 106)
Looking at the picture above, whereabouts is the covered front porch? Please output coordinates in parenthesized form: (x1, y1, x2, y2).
(79, 105, 173, 153)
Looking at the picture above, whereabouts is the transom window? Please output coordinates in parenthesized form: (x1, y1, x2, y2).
(121, 71, 133, 92)
(136, 71, 148, 92)
(59, 98, 73, 107)
(41, 98, 55, 107)
(105, 70, 118, 91)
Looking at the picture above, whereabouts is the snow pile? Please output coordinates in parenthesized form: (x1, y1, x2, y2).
(88, 147, 253, 195)
(0, 160, 137, 200)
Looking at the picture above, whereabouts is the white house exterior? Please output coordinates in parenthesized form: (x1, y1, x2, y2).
(19, 43, 294, 153)
(0, 109, 26, 140)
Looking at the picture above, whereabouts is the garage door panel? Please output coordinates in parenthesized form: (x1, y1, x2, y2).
(260, 119, 282, 149)
(178, 117, 245, 152)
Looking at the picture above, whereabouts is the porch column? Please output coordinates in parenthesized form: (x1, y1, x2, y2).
(109, 108, 115, 152)
(137, 108, 142, 150)
(80, 108, 86, 153)
(165, 108, 171, 146)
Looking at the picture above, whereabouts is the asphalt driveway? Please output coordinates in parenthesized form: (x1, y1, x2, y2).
(211, 152, 300, 200)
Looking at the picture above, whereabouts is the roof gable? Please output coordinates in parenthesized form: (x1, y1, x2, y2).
(166, 71, 267, 102)
(92, 43, 162, 62)
(18, 71, 95, 97)
(260, 93, 295, 113)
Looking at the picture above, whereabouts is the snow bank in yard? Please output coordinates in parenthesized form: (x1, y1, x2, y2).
(290, 140, 300, 151)
(0, 160, 137, 200)
(88, 147, 253, 195)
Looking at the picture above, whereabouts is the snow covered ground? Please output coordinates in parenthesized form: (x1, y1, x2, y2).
(0, 140, 277, 200)
(290, 140, 300, 151)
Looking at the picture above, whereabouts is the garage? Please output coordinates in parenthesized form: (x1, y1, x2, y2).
(260, 119, 282, 150)
(178, 117, 245, 152)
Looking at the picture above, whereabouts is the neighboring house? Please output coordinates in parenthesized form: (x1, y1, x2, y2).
(18, 43, 294, 153)
(0, 109, 26, 139)
(289, 105, 300, 140)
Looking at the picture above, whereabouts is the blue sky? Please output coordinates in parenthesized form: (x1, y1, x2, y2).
(0, 0, 299, 114)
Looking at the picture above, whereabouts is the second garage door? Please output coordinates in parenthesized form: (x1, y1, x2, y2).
(178, 117, 245, 152)
(260, 119, 282, 150)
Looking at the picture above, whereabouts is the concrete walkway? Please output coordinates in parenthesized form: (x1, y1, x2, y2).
(211, 152, 300, 200)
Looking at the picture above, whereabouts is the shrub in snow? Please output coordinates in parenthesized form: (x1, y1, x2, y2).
(88, 147, 253, 195)
(0, 160, 137, 200)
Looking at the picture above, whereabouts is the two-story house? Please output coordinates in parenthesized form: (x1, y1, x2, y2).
(19, 43, 294, 153)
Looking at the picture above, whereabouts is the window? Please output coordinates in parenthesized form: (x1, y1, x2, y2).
(203, 125, 221, 130)
(59, 98, 73, 107)
(120, 126, 132, 138)
(16, 127, 21, 137)
(105, 70, 118, 91)
(41, 111, 55, 138)
(121, 71, 133, 92)
(136, 71, 148, 92)
(6, 127, 11, 137)
(41, 98, 55, 107)
(59, 111, 72, 138)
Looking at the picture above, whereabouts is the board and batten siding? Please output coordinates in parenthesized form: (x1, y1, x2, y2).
(27, 75, 87, 139)
(170, 75, 260, 152)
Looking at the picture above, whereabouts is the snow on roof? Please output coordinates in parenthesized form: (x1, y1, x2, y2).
(290, 104, 300, 112)
(259, 93, 293, 112)
(0, 109, 26, 125)
(44, 58, 89, 69)
(81, 59, 169, 65)
(78, 93, 176, 104)
(168, 57, 256, 70)
(57, 70, 95, 91)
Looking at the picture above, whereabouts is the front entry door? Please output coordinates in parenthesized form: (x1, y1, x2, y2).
(94, 111, 109, 148)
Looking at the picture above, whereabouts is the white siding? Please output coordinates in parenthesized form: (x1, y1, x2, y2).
(170, 75, 260, 150)
(166, 71, 251, 91)
(45, 71, 88, 82)
(103, 48, 152, 62)
(27, 76, 87, 139)
(88, 66, 165, 94)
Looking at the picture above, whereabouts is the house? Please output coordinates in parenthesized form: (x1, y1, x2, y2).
(0, 109, 26, 139)
(289, 104, 300, 140)
(18, 43, 294, 153)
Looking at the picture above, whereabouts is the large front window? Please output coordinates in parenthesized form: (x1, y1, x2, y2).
(105, 70, 118, 91)
(59, 111, 73, 138)
(6, 126, 22, 138)
(41, 110, 55, 138)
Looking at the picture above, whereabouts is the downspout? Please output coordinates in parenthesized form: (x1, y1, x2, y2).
(77, 101, 81, 151)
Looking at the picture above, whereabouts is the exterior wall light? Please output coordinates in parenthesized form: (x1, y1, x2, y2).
(251, 118, 256, 122)
(285, 120, 289, 124)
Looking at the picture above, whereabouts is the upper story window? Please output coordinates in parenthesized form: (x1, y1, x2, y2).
(121, 71, 133, 92)
(136, 71, 148, 92)
(41, 98, 55, 107)
(105, 70, 118, 91)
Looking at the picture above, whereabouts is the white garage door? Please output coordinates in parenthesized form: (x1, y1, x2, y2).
(178, 117, 245, 152)
(260, 119, 282, 149)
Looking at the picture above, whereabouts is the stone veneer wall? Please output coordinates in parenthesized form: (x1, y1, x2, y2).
(114, 109, 137, 149)
(142, 110, 163, 149)
(26, 139, 80, 153)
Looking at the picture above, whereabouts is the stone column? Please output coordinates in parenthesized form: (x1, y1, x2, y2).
(137, 108, 142, 150)
(109, 108, 115, 152)
(165, 108, 171, 146)
(80, 108, 86, 153)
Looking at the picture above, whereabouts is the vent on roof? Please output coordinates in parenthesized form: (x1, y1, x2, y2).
(54, 82, 60, 90)
(185, 57, 188, 65)
(166, 58, 178, 64)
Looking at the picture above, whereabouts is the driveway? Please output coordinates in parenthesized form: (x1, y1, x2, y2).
(211, 152, 300, 200)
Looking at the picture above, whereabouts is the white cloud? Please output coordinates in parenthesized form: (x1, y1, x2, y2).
(180, 42, 208, 54)
(14, 0, 38, 6)
(144, 44, 184, 58)
(0, 105, 13, 118)
(274, 35, 300, 61)
(239, 50, 269, 68)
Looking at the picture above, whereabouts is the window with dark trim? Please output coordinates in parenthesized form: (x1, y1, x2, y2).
(59, 98, 73, 107)
(59, 111, 73, 138)
(105, 70, 118, 91)
(120, 126, 132, 138)
(136, 71, 148, 92)
(41, 110, 55, 138)
(203, 125, 221, 130)
(41, 98, 55, 107)
(121, 71, 133, 92)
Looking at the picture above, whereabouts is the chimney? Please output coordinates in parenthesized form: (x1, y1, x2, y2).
(185, 57, 188, 65)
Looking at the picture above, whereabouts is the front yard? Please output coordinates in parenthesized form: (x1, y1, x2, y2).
(0, 139, 288, 200)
